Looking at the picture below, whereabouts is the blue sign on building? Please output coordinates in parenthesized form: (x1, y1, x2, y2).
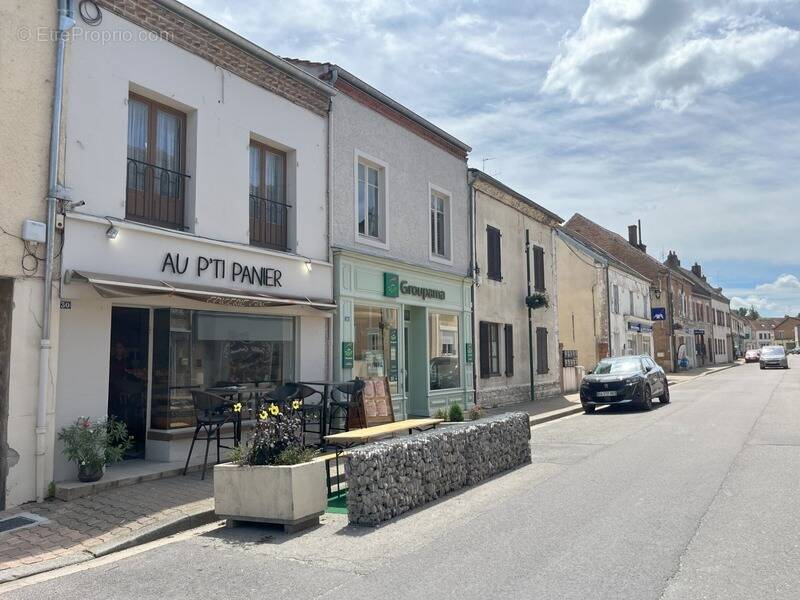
(651, 307, 667, 321)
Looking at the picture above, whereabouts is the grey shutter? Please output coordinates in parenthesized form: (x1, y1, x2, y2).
(487, 226, 502, 281)
(533, 246, 545, 292)
(504, 324, 514, 376)
(479, 321, 490, 378)
(536, 327, 549, 374)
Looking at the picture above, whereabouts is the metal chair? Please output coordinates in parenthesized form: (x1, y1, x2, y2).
(328, 379, 365, 434)
(183, 390, 238, 480)
(295, 384, 325, 445)
(262, 382, 300, 413)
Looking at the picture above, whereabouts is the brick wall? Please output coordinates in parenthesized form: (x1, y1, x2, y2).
(97, 0, 330, 116)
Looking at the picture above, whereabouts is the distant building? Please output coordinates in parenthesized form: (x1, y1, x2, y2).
(773, 317, 800, 350)
(555, 227, 654, 372)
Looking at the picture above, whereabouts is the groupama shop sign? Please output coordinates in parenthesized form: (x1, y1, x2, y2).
(383, 272, 445, 301)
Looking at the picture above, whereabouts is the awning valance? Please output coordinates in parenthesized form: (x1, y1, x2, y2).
(64, 270, 336, 311)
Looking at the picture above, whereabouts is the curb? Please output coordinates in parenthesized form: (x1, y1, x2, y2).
(87, 508, 219, 558)
(0, 552, 93, 584)
(0, 508, 219, 585)
(529, 404, 584, 426)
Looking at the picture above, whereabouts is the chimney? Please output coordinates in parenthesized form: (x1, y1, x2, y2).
(666, 251, 680, 268)
(691, 263, 702, 278)
(628, 225, 638, 247)
(627, 222, 648, 252)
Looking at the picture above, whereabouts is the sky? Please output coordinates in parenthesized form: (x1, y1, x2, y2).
(185, 0, 800, 317)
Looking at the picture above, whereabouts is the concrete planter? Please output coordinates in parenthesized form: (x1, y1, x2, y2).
(213, 461, 327, 532)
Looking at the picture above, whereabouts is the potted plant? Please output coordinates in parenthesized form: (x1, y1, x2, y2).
(57, 416, 133, 482)
(525, 291, 550, 310)
(214, 400, 326, 532)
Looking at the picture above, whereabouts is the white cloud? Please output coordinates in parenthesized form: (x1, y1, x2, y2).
(756, 274, 800, 292)
(542, 0, 800, 111)
(729, 274, 800, 316)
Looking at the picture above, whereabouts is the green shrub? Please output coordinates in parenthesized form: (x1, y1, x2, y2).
(448, 402, 464, 422)
(57, 416, 133, 473)
(272, 447, 319, 465)
(433, 408, 448, 420)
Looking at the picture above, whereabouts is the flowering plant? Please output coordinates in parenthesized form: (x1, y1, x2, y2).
(237, 400, 316, 466)
(525, 291, 550, 310)
(57, 416, 133, 476)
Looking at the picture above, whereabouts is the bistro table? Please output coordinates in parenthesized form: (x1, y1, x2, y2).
(205, 385, 264, 446)
(296, 380, 351, 442)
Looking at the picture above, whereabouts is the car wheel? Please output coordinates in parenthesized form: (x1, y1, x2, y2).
(659, 382, 670, 404)
(640, 384, 653, 411)
(760, 364, 765, 370)
(583, 404, 595, 414)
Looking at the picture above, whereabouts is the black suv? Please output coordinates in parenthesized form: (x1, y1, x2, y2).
(580, 355, 669, 413)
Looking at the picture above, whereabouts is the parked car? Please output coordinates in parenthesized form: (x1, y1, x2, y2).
(788, 347, 800, 355)
(759, 346, 788, 369)
(744, 349, 761, 363)
(580, 355, 669, 413)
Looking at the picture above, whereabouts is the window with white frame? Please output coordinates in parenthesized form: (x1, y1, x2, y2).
(430, 188, 451, 260)
(356, 157, 385, 243)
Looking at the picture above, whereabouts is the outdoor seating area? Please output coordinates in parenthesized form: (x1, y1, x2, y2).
(183, 378, 372, 480)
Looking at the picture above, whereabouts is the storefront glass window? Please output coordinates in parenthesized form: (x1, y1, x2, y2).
(428, 312, 460, 390)
(151, 309, 295, 429)
(352, 305, 399, 395)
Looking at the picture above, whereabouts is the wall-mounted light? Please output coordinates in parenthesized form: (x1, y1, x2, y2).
(105, 225, 119, 240)
(304, 259, 312, 273)
(651, 287, 662, 300)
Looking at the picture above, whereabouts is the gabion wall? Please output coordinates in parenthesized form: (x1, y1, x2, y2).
(345, 412, 531, 526)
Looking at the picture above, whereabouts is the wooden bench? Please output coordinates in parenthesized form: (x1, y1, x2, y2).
(322, 418, 443, 494)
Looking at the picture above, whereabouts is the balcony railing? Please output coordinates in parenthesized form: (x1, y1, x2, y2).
(126, 158, 190, 230)
(250, 194, 290, 251)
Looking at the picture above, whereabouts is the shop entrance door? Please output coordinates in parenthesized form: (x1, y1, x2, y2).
(405, 306, 429, 416)
(108, 307, 149, 459)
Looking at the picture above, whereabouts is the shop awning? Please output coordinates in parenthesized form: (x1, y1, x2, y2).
(65, 270, 337, 311)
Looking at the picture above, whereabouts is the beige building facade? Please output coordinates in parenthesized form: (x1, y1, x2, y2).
(554, 233, 607, 371)
(469, 170, 562, 407)
(0, 0, 62, 508)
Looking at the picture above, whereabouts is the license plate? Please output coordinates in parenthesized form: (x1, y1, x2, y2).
(595, 390, 617, 397)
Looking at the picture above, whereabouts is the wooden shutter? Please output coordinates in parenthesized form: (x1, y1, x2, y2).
(536, 327, 549, 374)
(486, 226, 502, 281)
(533, 245, 545, 292)
(504, 324, 514, 376)
(479, 321, 490, 378)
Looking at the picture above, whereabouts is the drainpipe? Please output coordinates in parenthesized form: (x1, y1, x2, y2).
(324, 69, 336, 381)
(525, 229, 535, 403)
(36, 0, 74, 502)
(605, 265, 612, 357)
(468, 181, 477, 405)
(666, 269, 677, 372)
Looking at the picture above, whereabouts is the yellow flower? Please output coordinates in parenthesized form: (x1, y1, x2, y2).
(268, 403, 280, 416)
(258, 409, 268, 421)
(232, 402, 242, 413)
(292, 399, 302, 410)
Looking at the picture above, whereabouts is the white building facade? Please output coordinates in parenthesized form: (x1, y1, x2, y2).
(53, 1, 336, 481)
(293, 62, 473, 418)
(608, 266, 655, 358)
(470, 170, 562, 407)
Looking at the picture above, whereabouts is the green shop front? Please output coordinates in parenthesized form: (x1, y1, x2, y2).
(333, 250, 474, 418)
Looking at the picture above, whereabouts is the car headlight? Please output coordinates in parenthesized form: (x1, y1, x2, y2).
(624, 378, 639, 386)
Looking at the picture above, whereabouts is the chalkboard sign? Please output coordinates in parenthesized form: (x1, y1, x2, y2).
(361, 377, 395, 427)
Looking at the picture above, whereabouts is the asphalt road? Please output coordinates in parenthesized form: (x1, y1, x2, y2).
(5, 358, 799, 600)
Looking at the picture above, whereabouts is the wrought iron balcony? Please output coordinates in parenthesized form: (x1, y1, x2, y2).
(126, 158, 190, 231)
(250, 194, 290, 251)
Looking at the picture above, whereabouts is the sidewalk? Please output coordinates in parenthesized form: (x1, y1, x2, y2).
(667, 361, 740, 386)
(482, 392, 583, 424)
(0, 472, 215, 583)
